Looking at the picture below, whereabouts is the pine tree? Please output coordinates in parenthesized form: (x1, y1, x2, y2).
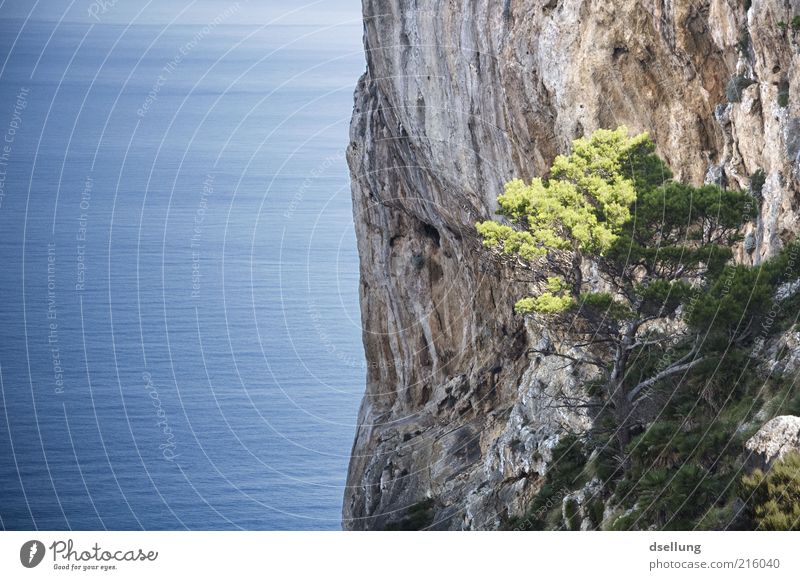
(477, 127, 757, 457)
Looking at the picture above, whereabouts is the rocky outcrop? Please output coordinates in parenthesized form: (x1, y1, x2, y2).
(344, 0, 800, 530)
(763, 329, 800, 375)
(746, 415, 800, 471)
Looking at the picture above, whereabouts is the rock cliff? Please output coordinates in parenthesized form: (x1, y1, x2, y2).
(344, 0, 800, 530)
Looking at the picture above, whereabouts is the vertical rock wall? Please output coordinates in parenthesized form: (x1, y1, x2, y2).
(344, 0, 799, 530)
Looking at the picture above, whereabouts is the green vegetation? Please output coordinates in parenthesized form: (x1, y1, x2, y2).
(742, 453, 800, 530)
(776, 16, 800, 32)
(564, 499, 581, 530)
(476, 128, 644, 264)
(778, 81, 790, 108)
(750, 169, 766, 197)
(609, 377, 760, 530)
(736, 28, 750, 54)
(484, 127, 800, 531)
(506, 299, 800, 531)
(515, 276, 575, 314)
(383, 498, 436, 530)
(606, 333, 800, 530)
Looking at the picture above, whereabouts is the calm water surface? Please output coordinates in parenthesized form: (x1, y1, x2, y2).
(0, 17, 366, 530)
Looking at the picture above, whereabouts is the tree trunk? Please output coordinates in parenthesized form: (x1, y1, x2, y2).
(612, 384, 633, 466)
(571, 247, 583, 295)
(607, 322, 638, 464)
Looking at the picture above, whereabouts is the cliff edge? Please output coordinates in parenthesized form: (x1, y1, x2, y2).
(344, 0, 800, 530)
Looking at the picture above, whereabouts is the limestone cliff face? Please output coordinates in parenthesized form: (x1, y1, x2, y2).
(344, 0, 800, 530)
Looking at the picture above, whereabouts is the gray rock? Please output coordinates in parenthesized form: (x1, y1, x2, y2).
(705, 164, 728, 188)
(786, 118, 800, 161)
(745, 416, 800, 471)
(774, 279, 800, 303)
(744, 233, 756, 253)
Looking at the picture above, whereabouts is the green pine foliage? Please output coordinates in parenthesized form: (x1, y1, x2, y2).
(689, 242, 800, 347)
(476, 127, 647, 272)
(478, 127, 753, 318)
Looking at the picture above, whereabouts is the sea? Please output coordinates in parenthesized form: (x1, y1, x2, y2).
(0, 15, 366, 530)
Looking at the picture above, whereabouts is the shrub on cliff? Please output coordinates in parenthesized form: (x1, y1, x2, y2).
(742, 452, 800, 530)
(778, 81, 790, 108)
(382, 498, 436, 530)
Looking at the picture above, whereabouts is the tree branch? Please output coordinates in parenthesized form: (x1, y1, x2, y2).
(526, 348, 607, 369)
(627, 353, 706, 403)
(625, 335, 674, 351)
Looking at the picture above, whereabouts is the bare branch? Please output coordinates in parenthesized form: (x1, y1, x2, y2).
(549, 403, 603, 409)
(526, 348, 607, 369)
(572, 338, 616, 348)
(627, 354, 706, 403)
(625, 335, 674, 351)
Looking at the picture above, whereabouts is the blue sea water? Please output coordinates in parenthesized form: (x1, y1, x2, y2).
(0, 16, 366, 530)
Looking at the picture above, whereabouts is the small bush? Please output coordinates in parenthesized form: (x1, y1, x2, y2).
(726, 76, 755, 103)
(537, 435, 591, 498)
(742, 452, 800, 530)
(736, 29, 750, 54)
(792, 16, 800, 31)
(778, 81, 790, 108)
(564, 499, 581, 530)
(587, 499, 606, 529)
(383, 498, 435, 530)
(778, 389, 800, 416)
(696, 503, 740, 530)
(610, 509, 640, 531)
(750, 169, 766, 197)
(589, 445, 619, 483)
